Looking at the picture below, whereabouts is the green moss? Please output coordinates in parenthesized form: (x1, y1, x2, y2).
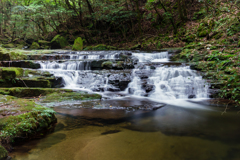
(83, 46, 93, 50)
(92, 44, 108, 50)
(41, 91, 101, 102)
(115, 61, 124, 68)
(0, 48, 10, 61)
(84, 45, 117, 51)
(101, 61, 113, 68)
(30, 42, 40, 49)
(72, 37, 83, 51)
(0, 97, 56, 144)
(51, 35, 68, 49)
(0, 88, 73, 97)
(0, 67, 24, 77)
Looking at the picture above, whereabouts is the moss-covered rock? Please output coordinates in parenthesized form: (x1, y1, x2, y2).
(0, 50, 10, 61)
(9, 51, 27, 60)
(30, 42, 40, 49)
(0, 67, 23, 77)
(0, 95, 57, 148)
(101, 61, 113, 68)
(2, 70, 16, 80)
(41, 91, 102, 102)
(72, 37, 83, 51)
(50, 35, 68, 49)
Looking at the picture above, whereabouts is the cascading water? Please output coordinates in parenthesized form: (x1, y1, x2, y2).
(132, 51, 168, 62)
(38, 50, 209, 101)
(127, 66, 209, 99)
(39, 61, 91, 70)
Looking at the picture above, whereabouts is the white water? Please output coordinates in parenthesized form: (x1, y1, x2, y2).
(39, 61, 91, 70)
(132, 52, 169, 62)
(38, 51, 209, 101)
(149, 66, 208, 99)
(69, 54, 117, 60)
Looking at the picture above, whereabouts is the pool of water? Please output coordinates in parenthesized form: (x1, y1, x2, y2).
(10, 98, 240, 160)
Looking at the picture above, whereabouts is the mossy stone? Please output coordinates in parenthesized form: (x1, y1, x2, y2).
(101, 61, 113, 68)
(0, 50, 10, 61)
(50, 35, 68, 49)
(2, 70, 16, 79)
(30, 42, 40, 49)
(72, 37, 83, 51)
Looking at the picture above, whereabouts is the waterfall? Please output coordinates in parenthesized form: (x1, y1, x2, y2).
(37, 50, 209, 100)
(39, 61, 91, 70)
(132, 52, 168, 62)
(127, 66, 209, 100)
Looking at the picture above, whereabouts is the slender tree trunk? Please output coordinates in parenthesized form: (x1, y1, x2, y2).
(159, 0, 177, 34)
(85, 0, 94, 14)
(177, 0, 185, 21)
(135, 0, 142, 37)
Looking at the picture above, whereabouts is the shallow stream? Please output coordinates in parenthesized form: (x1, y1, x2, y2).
(10, 50, 240, 160)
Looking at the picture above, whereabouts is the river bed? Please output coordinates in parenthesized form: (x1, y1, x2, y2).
(9, 50, 240, 160)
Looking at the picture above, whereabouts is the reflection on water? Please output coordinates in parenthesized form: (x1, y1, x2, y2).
(11, 99, 240, 160)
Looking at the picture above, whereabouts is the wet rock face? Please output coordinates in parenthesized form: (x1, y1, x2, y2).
(108, 73, 131, 90)
(142, 83, 155, 93)
(0, 61, 41, 69)
(135, 70, 152, 79)
(188, 95, 196, 99)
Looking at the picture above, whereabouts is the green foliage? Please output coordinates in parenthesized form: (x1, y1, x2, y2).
(30, 42, 40, 49)
(227, 23, 240, 36)
(0, 146, 8, 159)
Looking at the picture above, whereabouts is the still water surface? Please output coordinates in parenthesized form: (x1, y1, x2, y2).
(11, 98, 240, 160)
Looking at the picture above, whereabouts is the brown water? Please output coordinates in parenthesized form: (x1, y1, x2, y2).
(10, 98, 240, 160)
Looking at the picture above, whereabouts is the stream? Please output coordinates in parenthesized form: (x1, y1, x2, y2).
(10, 50, 240, 160)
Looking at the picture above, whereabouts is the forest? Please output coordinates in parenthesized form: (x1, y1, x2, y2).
(0, 0, 240, 159)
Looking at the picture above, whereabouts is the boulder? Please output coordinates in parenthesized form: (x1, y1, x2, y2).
(2, 70, 16, 79)
(30, 42, 40, 49)
(0, 48, 10, 61)
(72, 37, 83, 51)
(50, 35, 68, 49)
